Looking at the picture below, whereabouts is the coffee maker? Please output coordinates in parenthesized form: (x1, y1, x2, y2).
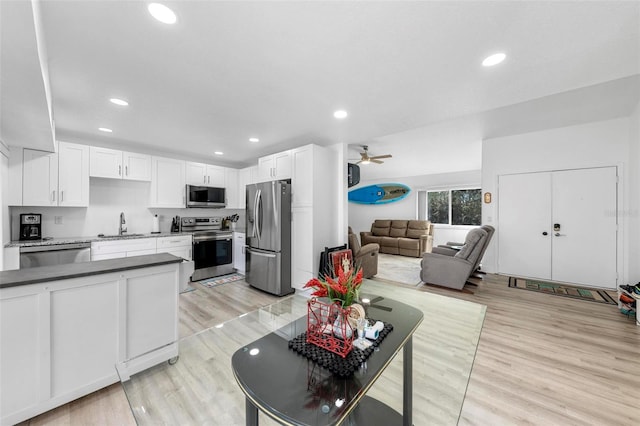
(20, 213, 42, 240)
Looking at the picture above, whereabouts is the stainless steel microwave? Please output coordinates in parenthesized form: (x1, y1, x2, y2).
(186, 185, 226, 208)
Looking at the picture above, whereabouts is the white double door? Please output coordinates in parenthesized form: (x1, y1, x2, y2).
(498, 167, 617, 289)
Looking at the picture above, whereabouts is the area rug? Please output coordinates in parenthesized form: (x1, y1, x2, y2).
(374, 253, 422, 285)
(199, 273, 245, 288)
(508, 277, 617, 305)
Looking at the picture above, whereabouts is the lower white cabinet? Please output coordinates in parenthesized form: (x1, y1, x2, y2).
(156, 235, 192, 260)
(0, 262, 179, 425)
(233, 232, 246, 274)
(90, 238, 157, 260)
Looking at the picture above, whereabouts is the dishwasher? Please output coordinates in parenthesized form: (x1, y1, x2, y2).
(19, 243, 92, 268)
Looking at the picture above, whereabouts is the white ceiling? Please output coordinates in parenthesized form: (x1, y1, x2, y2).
(2, 1, 639, 180)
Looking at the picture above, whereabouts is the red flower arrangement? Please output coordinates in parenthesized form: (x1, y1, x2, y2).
(303, 254, 364, 307)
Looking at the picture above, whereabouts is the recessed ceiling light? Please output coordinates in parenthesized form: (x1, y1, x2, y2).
(249, 138, 260, 143)
(334, 110, 348, 119)
(148, 3, 177, 24)
(214, 151, 223, 155)
(98, 127, 113, 133)
(482, 53, 506, 67)
(109, 98, 129, 106)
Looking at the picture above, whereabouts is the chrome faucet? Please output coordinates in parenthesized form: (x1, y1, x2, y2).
(119, 212, 127, 235)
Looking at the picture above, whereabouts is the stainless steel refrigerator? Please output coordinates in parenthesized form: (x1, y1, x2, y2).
(245, 180, 293, 296)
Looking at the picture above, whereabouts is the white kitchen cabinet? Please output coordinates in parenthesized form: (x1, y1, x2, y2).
(0, 261, 179, 425)
(238, 166, 258, 209)
(233, 232, 246, 274)
(123, 151, 152, 181)
(0, 293, 40, 420)
(90, 147, 151, 181)
(156, 235, 192, 260)
(126, 271, 178, 360)
(50, 280, 119, 399)
(150, 156, 185, 208)
(186, 162, 225, 186)
(258, 150, 291, 182)
(7, 146, 23, 206)
(91, 238, 157, 261)
(225, 167, 241, 209)
(22, 141, 89, 207)
(289, 144, 337, 289)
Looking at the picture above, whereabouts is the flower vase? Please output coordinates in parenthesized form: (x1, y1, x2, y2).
(333, 312, 353, 340)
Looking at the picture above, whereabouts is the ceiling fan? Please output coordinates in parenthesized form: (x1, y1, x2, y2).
(355, 145, 392, 165)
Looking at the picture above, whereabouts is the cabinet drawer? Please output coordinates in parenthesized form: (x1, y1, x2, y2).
(91, 238, 156, 255)
(156, 236, 192, 249)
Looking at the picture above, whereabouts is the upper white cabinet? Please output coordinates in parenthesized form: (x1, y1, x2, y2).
(22, 142, 89, 207)
(238, 166, 258, 209)
(225, 167, 241, 209)
(7, 146, 23, 206)
(150, 156, 185, 208)
(90, 147, 151, 181)
(258, 150, 291, 182)
(186, 162, 225, 186)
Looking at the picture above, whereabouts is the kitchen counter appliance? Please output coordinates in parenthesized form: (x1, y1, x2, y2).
(19, 242, 91, 268)
(246, 180, 293, 296)
(181, 216, 233, 281)
(19, 213, 42, 240)
(186, 185, 226, 208)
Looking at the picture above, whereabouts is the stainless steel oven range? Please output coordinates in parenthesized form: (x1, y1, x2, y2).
(181, 216, 234, 281)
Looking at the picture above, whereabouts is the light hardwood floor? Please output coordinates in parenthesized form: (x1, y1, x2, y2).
(21, 272, 640, 425)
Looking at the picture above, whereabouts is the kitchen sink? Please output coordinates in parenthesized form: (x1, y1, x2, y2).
(97, 233, 146, 239)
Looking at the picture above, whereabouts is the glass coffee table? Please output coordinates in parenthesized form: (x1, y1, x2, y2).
(118, 280, 486, 425)
(232, 296, 423, 425)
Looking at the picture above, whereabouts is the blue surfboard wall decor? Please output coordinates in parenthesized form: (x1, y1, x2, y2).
(348, 183, 411, 204)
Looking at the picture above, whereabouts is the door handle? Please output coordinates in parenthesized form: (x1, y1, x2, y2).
(554, 233, 565, 237)
(542, 231, 548, 236)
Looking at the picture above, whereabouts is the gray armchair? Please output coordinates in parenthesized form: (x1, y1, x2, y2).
(348, 227, 379, 278)
(420, 225, 494, 290)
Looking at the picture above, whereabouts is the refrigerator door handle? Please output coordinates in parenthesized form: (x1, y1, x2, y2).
(272, 181, 278, 228)
(256, 189, 263, 241)
(246, 247, 277, 258)
(252, 189, 260, 240)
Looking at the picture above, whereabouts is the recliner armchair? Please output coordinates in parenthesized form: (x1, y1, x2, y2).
(348, 227, 379, 278)
(420, 225, 494, 290)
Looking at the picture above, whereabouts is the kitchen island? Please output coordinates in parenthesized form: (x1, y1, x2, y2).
(0, 253, 182, 426)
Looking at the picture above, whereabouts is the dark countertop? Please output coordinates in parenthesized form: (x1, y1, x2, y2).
(0, 253, 183, 289)
(4, 232, 192, 248)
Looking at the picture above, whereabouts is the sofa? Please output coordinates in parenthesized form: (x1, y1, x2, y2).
(360, 220, 433, 257)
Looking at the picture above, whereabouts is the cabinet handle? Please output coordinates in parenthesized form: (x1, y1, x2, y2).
(52, 190, 56, 202)
(208, 175, 211, 184)
(125, 166, 128, 176)
(118, 165, 122, 176)
(61, 190, 64, 202)
(204, 175, 206, 184)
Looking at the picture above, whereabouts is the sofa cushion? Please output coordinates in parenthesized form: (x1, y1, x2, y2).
(406, 220, 430, 238)
(372, 220, 391, 236)
(398, 237, 419, 250)
(389, 220, 408, 237)
(381, 237, 399, 248)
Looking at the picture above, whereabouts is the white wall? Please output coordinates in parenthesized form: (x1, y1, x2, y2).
(1, 142, 9, 270)
(9, 178, 244, 240)
(348, 170, 481, 247)
(481, 117, 632, 284)
(628, 102, 640, 284)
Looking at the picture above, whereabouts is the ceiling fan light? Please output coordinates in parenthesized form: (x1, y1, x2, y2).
(360, 160, 370, 165)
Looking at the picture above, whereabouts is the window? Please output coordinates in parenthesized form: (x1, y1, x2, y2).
(425, 188, 481, 225)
